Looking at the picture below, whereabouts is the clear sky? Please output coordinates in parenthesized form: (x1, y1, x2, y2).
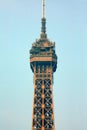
(0, 0, 87, 130)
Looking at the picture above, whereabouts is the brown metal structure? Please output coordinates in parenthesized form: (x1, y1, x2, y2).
(30, 0, 57, 130)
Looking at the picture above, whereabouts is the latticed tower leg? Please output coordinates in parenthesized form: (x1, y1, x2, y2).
(32, 63, 55, 130)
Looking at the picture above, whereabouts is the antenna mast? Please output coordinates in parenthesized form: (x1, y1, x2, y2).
(41, 0, 47, 38)
(42, 0, 45, 18)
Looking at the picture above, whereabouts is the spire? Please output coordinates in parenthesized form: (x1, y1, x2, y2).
(40, 0, 47, 39)
(42, 0, 45, 18)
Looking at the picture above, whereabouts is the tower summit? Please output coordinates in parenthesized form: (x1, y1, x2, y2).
(41, 0, 47, 39)
(42, 0, 45, 18)
(30, 0, 57, 130)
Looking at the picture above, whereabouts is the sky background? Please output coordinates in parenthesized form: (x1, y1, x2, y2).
(0, 0, 87, 130)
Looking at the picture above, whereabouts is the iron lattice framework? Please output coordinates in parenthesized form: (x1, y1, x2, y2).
(30, 38, 57, 130)
(30, 0, 57, 130)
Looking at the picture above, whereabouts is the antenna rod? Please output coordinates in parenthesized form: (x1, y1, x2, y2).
(41, 0, 47, 38)
(42, 0, 45, 18)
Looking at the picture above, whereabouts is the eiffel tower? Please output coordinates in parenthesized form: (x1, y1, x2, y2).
(30, 0, 57, 129)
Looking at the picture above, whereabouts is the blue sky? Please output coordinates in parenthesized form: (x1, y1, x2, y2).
(0, 0, 87, 130)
